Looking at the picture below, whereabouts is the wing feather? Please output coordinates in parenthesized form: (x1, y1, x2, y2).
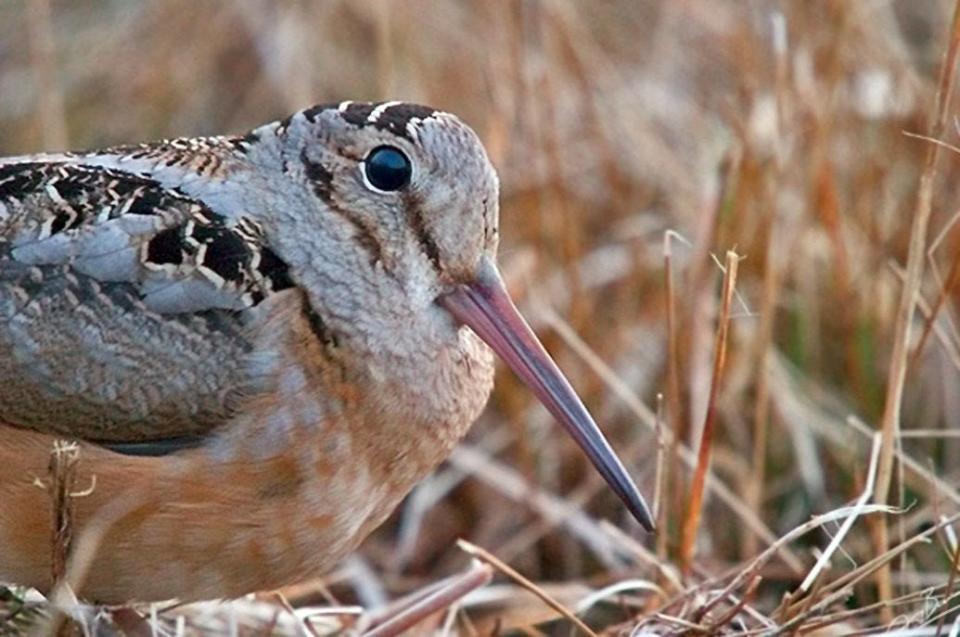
(0, 160, 294, 443)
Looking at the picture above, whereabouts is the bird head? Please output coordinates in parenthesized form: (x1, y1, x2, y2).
(269, 101, 653, 531)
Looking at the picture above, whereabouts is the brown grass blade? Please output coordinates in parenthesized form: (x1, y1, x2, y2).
(679, 249, 741, 573)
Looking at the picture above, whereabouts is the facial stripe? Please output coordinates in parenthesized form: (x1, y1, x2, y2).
(299, 151, 386, 269)
(405, 191, 442, 272)
(300, 150, 334, 203)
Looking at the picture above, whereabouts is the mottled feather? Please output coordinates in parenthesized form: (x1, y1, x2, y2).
(0, 162, 291, 441)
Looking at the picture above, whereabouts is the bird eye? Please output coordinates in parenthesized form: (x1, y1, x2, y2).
(363, 146, 412, 192)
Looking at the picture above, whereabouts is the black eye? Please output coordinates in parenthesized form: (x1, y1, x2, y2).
(363, 146, 412, 192)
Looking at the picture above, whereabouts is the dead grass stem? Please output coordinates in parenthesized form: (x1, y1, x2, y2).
(680, 249, 741, 573)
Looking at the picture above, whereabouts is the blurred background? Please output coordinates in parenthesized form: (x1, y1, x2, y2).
(2, 0, 960, 633)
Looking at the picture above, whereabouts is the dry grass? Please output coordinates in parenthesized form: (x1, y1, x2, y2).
(2, 0, 960, 634)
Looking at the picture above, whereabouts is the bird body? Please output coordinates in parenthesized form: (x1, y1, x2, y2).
(0, 101, 650, 603)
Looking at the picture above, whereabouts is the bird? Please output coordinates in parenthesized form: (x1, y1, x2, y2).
(0, 100, 653, 603)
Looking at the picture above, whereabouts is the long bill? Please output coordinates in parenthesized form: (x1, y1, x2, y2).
(440, 256, 655, 532)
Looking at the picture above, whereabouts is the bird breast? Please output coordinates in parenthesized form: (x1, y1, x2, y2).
(207, 288, 496, 513)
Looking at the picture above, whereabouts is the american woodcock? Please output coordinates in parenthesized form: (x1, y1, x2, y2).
(0, 101, 653, 603)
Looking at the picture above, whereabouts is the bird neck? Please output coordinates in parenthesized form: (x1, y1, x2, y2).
(212, 286, 494, 462)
